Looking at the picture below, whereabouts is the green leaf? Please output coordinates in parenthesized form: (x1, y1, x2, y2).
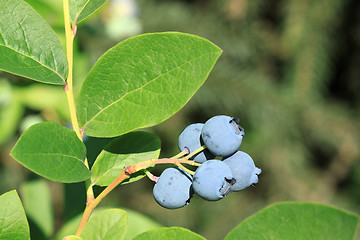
(20, 179, 54, 238)
(80, 208, 127, 240)
(77, 32, 222, 137)
(132, 227, 205, 240)
(123, 208, 162, 240)
(10, 121, 91, 183)
(91, 131, 161, 186)
(69, 0, 107, 24)
(224, 202, 359, 240)
(55, 214, 83, 240)
(14, 84, 69, 118)
(0, 190, 30, 240)
(0, 79, 24, 145)
(0, 0, 68, 84)
(55, 207, 161, 240)
(63, 236, 83, 240)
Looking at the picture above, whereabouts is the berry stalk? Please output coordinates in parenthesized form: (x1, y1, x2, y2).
(75, 157, 200, 236)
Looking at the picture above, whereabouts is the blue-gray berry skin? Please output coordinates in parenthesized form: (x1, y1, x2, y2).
(153, 167, 193, 209)
(201, 115, 245, 157)
(178, 123, 215, 163)
(192, 160, 235, 201)
(223, 151, 261, 191)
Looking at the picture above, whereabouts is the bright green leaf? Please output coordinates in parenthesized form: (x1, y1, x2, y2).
(69, 0, 107, 24)
(77, 32, 222, 137)
(132, 227, 205, 240)
(55, 207, 161, 240)
(63, 235, 83, 240)
(10, 121, 91, 183)
(0, 0, 68, 84)
(20, 179, 54, 238)
(80, 208, 127, 240)
(123, 208, 162, 240)
(224, 202, 359, 240)
(55, 214, 83, 240)
(0, 190, 30, 240)
(91, 131, 161, 186)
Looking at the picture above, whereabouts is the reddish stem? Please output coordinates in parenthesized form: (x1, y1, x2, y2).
(75, 170, 130, 236)
(74, 158, 199, 236)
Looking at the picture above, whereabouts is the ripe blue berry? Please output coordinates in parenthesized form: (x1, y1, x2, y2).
(223, 151, 261, 191)
(192, 160, 235, 201)
(178, 123, 215, 163)
(153, 167, 193, 209)
(201, 115, 245, 157)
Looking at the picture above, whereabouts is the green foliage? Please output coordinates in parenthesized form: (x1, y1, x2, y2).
(91, 131, 161, 186)
(77, 32, 222, 137)
(63, 236, 83, 240)
(0, 79, 23, 145)
(132, 227, 206, 240)
(80, 209, 127, 240)
(20, 179, 53, 238)
(124, 208, 162, 240)
(0, 0, 67, 84)
(69, 0, 108, 24)
(225, 202, 359, 240)
(55, 208, 162, 240)
(1, 0, 359, 239)
(11, 121, 90, 183)
(0, 190, 30, 240)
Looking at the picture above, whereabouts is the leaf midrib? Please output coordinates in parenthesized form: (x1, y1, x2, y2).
(0, 43, 65, 83)
(13, 152, 83, 162)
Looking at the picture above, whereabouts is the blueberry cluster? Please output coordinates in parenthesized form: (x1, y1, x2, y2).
(152, 115, 261, 209)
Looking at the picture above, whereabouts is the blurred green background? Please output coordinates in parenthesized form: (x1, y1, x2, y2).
(0, 0, 359, 239)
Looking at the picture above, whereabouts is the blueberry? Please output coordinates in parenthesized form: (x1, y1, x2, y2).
(153, 167, 193, 209)
(201, 115, 245, 157)
(223, 151, 261, 191)
(178, 123, 215, 163)
(192, 160, 235, 201)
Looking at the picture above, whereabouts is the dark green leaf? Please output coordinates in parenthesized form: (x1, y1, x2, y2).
(80, 208, 127, 240)
(0, 190, 30, 240)
(20, 179, 54, 238)
(0, 0, 68, 84)
(224, 202, 359, 240)
(91, 131, 161, 186)
(10, 121, 90, 183)
(132, 227, 205, 240)
(77, 32, 222, 137)
(69, 0, 107, 24)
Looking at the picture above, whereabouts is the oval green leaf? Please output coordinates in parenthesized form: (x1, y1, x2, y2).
(0, 0, 68, 84)
(77, 32, 222, 137)
(0, 190, 30, 240)
(224, 202, 359, 240)
(123, 208, 162, 240)
(133, 227, 205, 240)
(69, 0, 107, 24)
(91, 131, 161, 186)
(55, 214, 83, 240)
(20, 179, 54, 238)
(80, 208, 127, 240)
(10, 121, 91, 183)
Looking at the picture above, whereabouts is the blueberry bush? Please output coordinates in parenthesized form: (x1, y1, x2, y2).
(0, 0, 359, 239)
